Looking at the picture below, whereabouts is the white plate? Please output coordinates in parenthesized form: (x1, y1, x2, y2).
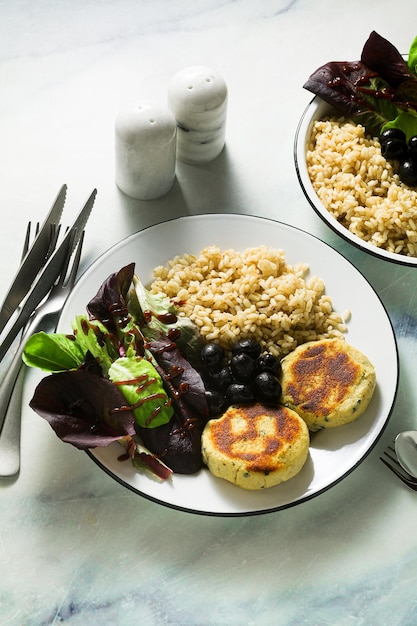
(57, 214, 399, 516)
(294, 96, 417, 267)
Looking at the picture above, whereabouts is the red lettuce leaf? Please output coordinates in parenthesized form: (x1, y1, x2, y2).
(134, 451, 173, 480)
(118, 435, 173, 481)
(303, 31, 417, 137)
(391, 80, 417, 112)
(136, 333, 208, 474)
(136, 406, 205, 474)
(148, 334, 209, 418)
(86, 263, 135, 333)
(29, 370, 135, 449)
(303, 60, 399, 136)
(361, 31, 415, 88)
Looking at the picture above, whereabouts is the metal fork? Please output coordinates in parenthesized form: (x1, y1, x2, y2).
(380, 443, 417, 491)
(0, 230, 84, 477)
(22, 221, 40, 260)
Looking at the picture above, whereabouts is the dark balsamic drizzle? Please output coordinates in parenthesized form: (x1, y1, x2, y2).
(171, 416, 199, 440)
(142, 309, 177, 325)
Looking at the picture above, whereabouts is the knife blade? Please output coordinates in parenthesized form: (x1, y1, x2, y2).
(0, 184, 68, 334)
(0, 188, 97, 363)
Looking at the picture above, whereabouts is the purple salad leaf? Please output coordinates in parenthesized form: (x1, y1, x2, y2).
(303, 60, 399, 137)
(361, 31, 416, 88)
(118, 436, 173, 481)
(87, 263, 135, 334)
(86, 263, 147, 359)
(147, 333, 209, 418)
(135, 337, 208, 474)
(136, 405, 205, 474)
(391, 79, 417, 113)
(303, 31, 417, 137)
(29, 369, 136, 449)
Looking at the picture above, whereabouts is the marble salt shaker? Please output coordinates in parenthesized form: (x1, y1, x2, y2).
(115, 102, 177, 200)
(168, 66, 228, 164)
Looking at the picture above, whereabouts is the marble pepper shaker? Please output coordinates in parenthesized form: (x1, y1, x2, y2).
(115, 102, 177, 200)
(168, 66, 228, 164)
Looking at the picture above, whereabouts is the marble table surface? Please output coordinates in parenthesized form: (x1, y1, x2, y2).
(1, 1, 417, 624)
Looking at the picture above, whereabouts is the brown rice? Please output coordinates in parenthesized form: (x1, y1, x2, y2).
(307, 117, 417, 257)
(150, 245, 347, 358)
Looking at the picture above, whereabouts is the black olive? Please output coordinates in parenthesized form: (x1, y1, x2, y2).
(226, 383, 254, 405)
(254, 372, 282, 405)
(256, 353, 281, 377)
(200, 343, 225, 372)
(399, 157, 417, 187)
(379, 128, 406, 145)
(230, 352, 256, 383)
(207, 365, 234, 391)
(205, 389, 227, 416)
(231, 338, 262, 360)
(409, 135, 417, 153)
(381, 138, 407, 160)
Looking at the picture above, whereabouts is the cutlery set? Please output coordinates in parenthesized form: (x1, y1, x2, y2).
(0, 184, 96, 477)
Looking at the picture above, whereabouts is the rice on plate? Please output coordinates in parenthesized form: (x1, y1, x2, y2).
(150, 244, 348, 358)
(306, 116, 417, 257)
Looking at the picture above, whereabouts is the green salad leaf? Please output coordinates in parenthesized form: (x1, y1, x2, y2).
(408, 35, 417, 74)
(70, 315, 118, 374)
(382, 111, 417, 142)
(108, 355, 173, 428)
(22, 331, 84, 372)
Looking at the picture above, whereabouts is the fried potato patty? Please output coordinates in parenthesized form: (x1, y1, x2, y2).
(201, 403, 310, 490)
(280, 338, 376, 432)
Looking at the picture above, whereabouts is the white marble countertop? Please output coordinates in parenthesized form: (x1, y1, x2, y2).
(1, 1, 417, 624)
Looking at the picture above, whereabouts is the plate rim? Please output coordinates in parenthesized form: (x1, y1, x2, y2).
(59, 213, 399, 516)
(294, 95, 417, 268)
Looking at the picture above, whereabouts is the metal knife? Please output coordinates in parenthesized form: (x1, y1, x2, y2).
(0, 184, 68, 334)
(0, 188, 97, 362)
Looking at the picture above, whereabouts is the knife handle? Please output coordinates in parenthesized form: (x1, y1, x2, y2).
(0, 360, 24, 476)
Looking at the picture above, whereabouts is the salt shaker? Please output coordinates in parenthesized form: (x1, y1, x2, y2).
(115, 102, 177, 200)
(168, 66, 228, 164)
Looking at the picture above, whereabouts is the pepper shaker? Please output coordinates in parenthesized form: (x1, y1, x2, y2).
(168, 66, 228, 164)
(115, 102, 177, 200)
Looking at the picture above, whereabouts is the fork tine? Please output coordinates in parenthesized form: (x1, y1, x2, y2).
(21, 222, 40, 262)
(21, 223, 32, 261)
(381, 456, 417, 489)
(21, 220, 57, 265)
(380, 446, 417, 490)
(387, 444, 417, 483)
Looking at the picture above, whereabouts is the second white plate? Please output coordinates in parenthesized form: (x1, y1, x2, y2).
(294, 96, 417, 267)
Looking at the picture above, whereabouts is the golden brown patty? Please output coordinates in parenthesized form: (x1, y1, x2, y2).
(280, 338, 376, 432)
(201, 403, 310, 490)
